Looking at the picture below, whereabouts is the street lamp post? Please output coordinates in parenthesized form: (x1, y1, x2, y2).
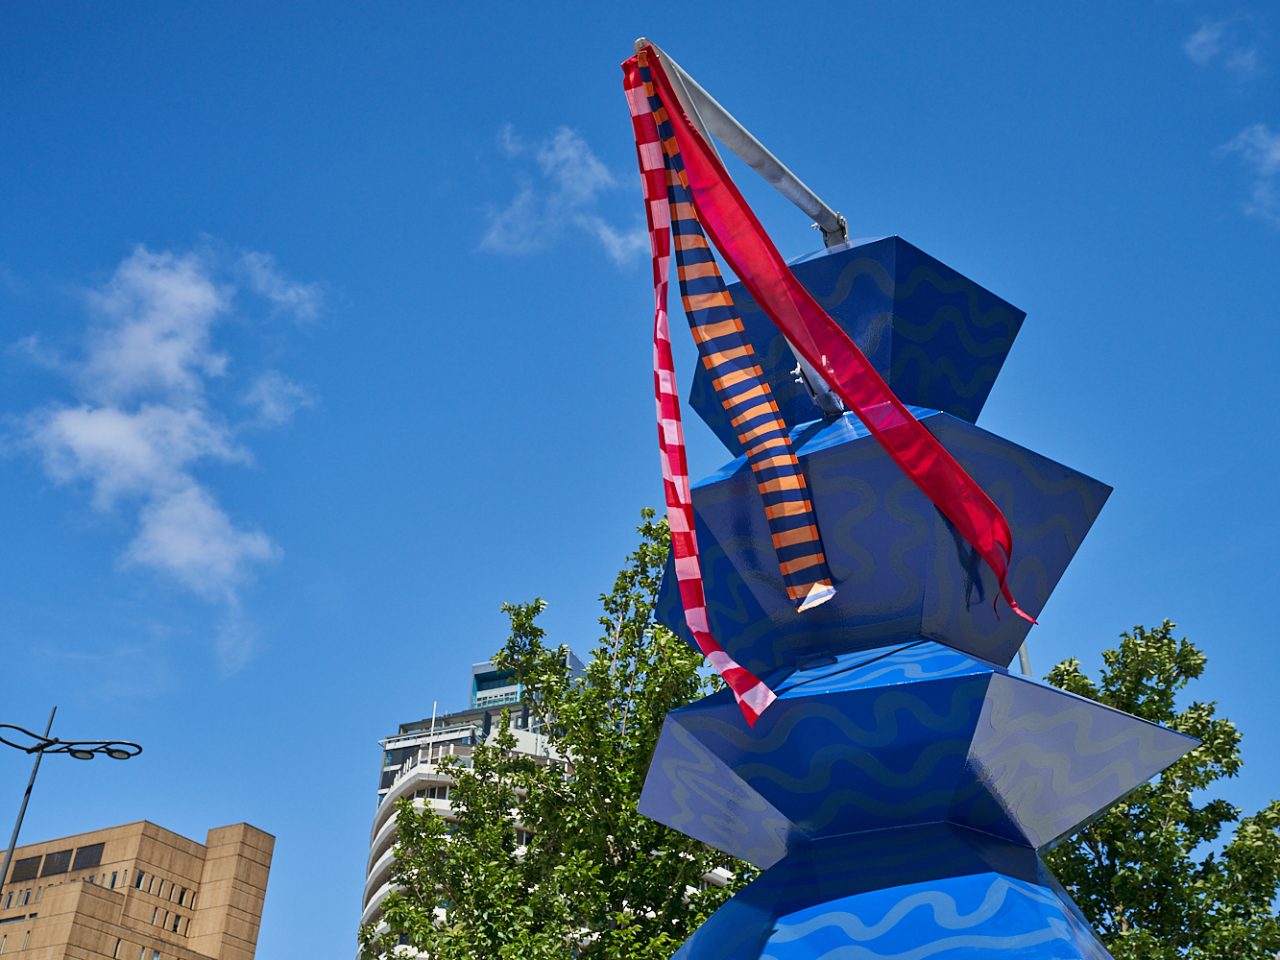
(0, 707, 142, 899)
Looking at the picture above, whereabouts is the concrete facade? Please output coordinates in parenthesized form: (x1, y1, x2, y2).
(361, 655, 584, 931)
(0, 821, 272, 960)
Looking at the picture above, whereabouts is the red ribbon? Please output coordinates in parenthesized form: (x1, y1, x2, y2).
(641, 46, 1035, 625)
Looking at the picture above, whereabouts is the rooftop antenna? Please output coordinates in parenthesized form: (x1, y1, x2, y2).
(634, 38, 846, 419)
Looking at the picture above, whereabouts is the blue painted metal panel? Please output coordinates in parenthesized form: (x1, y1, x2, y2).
(656, 413, 1112, 674)
(639, 643, 1196, 868)
(672, 826, 1112, 959)
(639, 219, 1187, 959)
(689, 236, 1026, 455)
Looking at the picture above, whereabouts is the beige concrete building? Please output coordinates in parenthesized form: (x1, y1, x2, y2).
(0, 821, 272, 960)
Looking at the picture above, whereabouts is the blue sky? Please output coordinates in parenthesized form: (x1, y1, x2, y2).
(1, 2, 1277, 955)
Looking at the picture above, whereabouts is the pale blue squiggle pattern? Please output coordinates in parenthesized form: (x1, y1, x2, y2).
(758, 875, 1106, 960)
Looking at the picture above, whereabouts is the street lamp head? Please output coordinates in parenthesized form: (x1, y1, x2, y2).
(67, 749, 96, 761)
(106, 748, 133, 760)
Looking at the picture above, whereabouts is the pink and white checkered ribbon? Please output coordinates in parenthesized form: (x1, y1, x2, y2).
(624, 55, 776, 727)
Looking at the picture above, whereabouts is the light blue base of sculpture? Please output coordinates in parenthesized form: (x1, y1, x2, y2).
(673, 826, 1112, 960)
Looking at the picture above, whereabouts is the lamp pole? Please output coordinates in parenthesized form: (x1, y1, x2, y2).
(0, 708, 142, 900)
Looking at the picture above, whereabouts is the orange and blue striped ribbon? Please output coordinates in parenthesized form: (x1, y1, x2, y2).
(624, 57, 776, 726)
(638, 54, 837, 613)
(637, 45, 1035, 626)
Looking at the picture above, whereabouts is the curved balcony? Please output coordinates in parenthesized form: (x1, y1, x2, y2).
(363, 798, 451, 904)
(370, 762, 457, 839)
(360, 879, 396, 928)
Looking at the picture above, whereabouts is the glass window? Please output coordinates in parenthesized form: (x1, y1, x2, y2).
(177, 887, 186, 906)
(134, 872, 145, 890)
(71, 844, 104, 871)
(111, 871, 119, 890)
(40, 849, 72, 877)
(171, 914, 180, 933)
(9, 857, 39, 884)
(113, 938, 121, 959)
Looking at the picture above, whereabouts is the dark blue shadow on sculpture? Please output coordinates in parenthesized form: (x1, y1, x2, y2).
(655, 412, 1112, 675)
(640, 642, 1196, 869)
(645, 228, 1185, 960)
(689, 236, 1026, 457)
(671, 825, 1114, 960)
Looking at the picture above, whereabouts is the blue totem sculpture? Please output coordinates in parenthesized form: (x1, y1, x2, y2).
(643, 236, 1197, 958)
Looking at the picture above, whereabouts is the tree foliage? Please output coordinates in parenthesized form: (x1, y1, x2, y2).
(359, 511, 748, 959)
(1045, 620, 1280, 959)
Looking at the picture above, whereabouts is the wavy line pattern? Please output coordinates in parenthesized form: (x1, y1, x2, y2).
(642, 643, 1194, 866)
(688, 237, 1024, 453)
(673, 854, 1111, 960)
(656, 413, 1111, 675)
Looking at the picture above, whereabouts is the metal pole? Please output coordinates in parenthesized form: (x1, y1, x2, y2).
(636, 38, 848, 420)
(636, 38, 848, 247)
(1017, 643, 1033, 678)
(0, 706, 55, 900)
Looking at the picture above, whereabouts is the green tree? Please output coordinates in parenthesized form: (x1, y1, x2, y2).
(359, 510, 749, 960)
(1045, 620, 1280, 959)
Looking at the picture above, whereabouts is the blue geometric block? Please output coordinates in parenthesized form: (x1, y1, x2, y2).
(639, 642, 1196, 869)
(689, 236, 1026, 456)
(656, 412, 1111, 675)
(672, 825, 1112, 959)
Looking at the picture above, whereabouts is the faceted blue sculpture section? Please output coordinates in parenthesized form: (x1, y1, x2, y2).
(671, 826, 1113, 959)
(640, 643, 1195, 868)
(689, 236, 1026, 456)
(655, 411, 1112, 674)
(643, 235, 1188, 960)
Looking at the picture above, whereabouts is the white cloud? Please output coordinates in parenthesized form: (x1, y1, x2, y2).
(1185, 21, 1227, 64)
(576, 213, 651, 264)
(214, 610, 259, 676)
(481, 125, 648, 266)
(18, 243, 318, 668)
(243, 371, 315, 427)
(1226, 47, 1262, 78)
(1184, 18, 1263, 78)
(124, 484, 277, 601)
(237, 250, 325, 321)
(0, 263, 21, 295)
(1221, 123, 1280, 226)
(83, 247, 228, 403)
(30, 403, 243, 509)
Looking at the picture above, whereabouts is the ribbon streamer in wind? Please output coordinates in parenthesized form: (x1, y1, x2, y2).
(633, 44, 1035, 626)
(624, 58, 777, 726)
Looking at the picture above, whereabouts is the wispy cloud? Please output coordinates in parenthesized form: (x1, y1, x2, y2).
(242, 370, 315, 427)
(1220, 123, 1280, 225)
(0, 263, 21, 296)
(17, 244, 320, 670)
(1184, 17, 1263, 79)
(237, 250, 325, 321)
(480, 125, 648, 266)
